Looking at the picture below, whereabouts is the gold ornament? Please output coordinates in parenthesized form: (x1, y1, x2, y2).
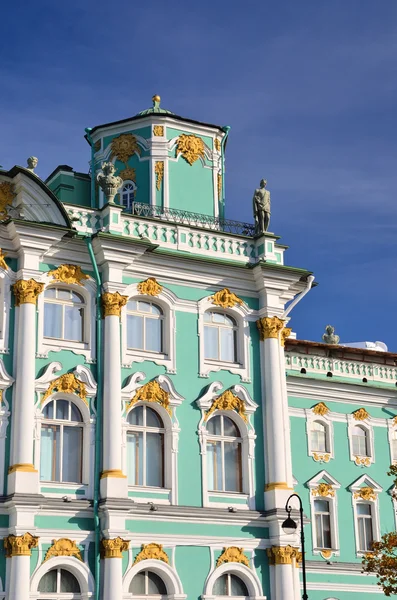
(210, 288, 243, 309)
(13, 279, 44, 306)
(8, 463, 37, 474)
(313, 453, 331, 463)
(153, 125, 164, 136)
(48, 264, 89, 286)
(214, 138, 221, 152)
(42, 373, 87, 405)
(127, 380, 171, 415)
(268, 545, 295, 565)
(312, 483, 335, 498)
(0, 249, 8, 270)
(205, 389, 247, 423)
(353, 408, 370, 421)
(393, 416, 397, 426)
(44, 538, 82, 562)
(155, 162, 164, 190)
(312, 402, 330, 416)
(355, 456, 371, 467)
(256, 316, 285, 341)
(354, 486, 376, 501)
(4, 533, 39, 557)
(293, 549, 303, 565)
(102, 291, 128, 317)
(101, 537, 129, 559)
(280, 327, 292, 347)
(137, 277, 162, 296)
(320, 549, 332, 559)
(134, 543, 169, 564)
(216, 547, 250, 568)
(176, 134, 205, 165)
(217, 173, 222, 199)
(94, 140, 101, 152)
(119, 167, 136, 182)
(111, 133, 141, 163)
(0, 181, 15, 218)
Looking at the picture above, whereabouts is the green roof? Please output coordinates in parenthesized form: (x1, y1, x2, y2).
(136, 95, 174, 116)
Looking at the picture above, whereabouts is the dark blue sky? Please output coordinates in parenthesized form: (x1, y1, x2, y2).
(2, 1, 397, 349)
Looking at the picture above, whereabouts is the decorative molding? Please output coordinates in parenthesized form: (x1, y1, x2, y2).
(111, 133, 141, 163)
(312, 402, 330, 416)
(354, 487, 376, 501)
(102, 291, 128, 317)
(217, 173, 222, 199)
(119, 166, 136, 182)
(133, 543, 169, 564)
(4, 533, 39, 557)
(43, 538, 82, 562)
(216, 547, 250, 568)
(176, 134, 205, 165)
(311, 483, 335, 498)
(8, 463, 37, 474)
(319, 549, 332, 560)
(153, 125, 164, 136)
(155, 161, 164, 190)
(353, 408, 370, 421)
(0, 181, 15, 218)
(205, 389, 247, 423)
(101, 538, 129, 559)
(0, 249, 7, 270)
(267, 545, 296, 565)
(256, 316, 284, 341)
(313, 452, 331, 463)
(137, 277, 162, 296)
(210, 288, 243, 309)
(13, 279, 44, 306)
(48, 264, 89, 286)
(42, 373, 87, 405)
(127, 380, 171, 415)
(214, 138, 221, 152)
(355, 456, 371, 467)
(280, 327, 292, 347)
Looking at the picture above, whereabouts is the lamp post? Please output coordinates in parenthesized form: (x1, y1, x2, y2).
(282, 493, 308, 600)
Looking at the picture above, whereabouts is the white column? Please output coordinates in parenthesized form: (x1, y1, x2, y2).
(5, 533, 38, 600)
(8, 279, 43, 494)
(101, 292, 128, 498)
(292, 554, 302, 600)
(280, 328, 294, 489)
(102, 538, 129, 600)
(268, 546, 296, 600)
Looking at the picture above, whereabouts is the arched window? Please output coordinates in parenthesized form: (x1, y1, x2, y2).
(127, 300, 163, 353)
(121, 182, 136, 212)
(213, 573, 249, 597)
(40, 399, 83, 483)
(44, 287, 85, 342)
(352, 425, 369, 457)
(129, 569, 167, 596)
(127, 405, 164, 488)
(207, 414, 242, 493)
(38, 567, 81, 596)
(204, 312, 237, 363)
(311, 421, 328, 453)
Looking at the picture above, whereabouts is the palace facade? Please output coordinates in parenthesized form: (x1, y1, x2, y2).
(0, 96, 395, 600)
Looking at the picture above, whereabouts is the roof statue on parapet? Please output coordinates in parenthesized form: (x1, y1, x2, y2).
(322, 325, 340, 345)
(96, 161, 123, 204)
(253, 179, 270, 235)
(26, 156, 38, 173)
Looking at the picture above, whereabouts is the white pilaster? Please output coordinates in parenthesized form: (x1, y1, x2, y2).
(275, 563, 295, 598)
(8, 555, 30, 600)
(103, 555, 123, 600)
(279, 334, 294, 489)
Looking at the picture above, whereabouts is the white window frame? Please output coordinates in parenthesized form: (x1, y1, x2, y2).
(122, 558, 186, 600)
(347, 414, 374, 467)
(120, 180, 137, 212)
(307, 470, 341, 557)
(305, 409, 334, 463)
(121, 284, 176, 374)
(34, 364, 97, 499)
(202, 561, 266, 600)
(349, 474, 382, 557)
(0, 268, 13, 354)
(30, 555, 95, 600)
(198, 296, 252, 383)
(121, 373, 184, 505)
(197, 382, 257, 510)
(37, 275, 96, 363)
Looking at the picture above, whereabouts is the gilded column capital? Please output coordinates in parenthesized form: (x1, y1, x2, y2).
(12, 279, 44, 306)
(4, 532, 39, 557)
(101, 291, 128, 317)
(256, 316, 285, 341)
(101, 537, 129, 558)
(280, 327, 292, 347)
(269, 545, 295, 565)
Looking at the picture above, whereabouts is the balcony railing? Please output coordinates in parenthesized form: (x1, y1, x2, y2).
(129, 202, 256, 237)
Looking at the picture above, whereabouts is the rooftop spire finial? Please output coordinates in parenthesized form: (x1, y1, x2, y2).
(152, 94, 161, 107)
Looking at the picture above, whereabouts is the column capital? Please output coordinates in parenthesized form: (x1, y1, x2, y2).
(4, 532, 39, 557)
(101, 291, 128, 317)
(101, 537, 129, 558)
(12, 279, 44, 306)
(256, 316, 285, 341)
(268, 545, 295, 565)
(280, 327, 292, 347)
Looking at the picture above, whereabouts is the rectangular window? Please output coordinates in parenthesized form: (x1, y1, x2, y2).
(146, 432, 164, 487)
(64, 305, 83, 341)
(353, 435, 367, 457)
(220, 328, 236, 362)
(204, 326, 218, 360)
(127, 432, 143, 485)
(314, 499, 332, 549)
(62, 426, 82, 483)
(127, 315, 144, 349)
(146, 318, 162, 353)
(357, 503, 374, 551)
(40, 424, 60, 481)
(207, 440, 222, 491)
(44, 303, 62, 339)
(224, 441, 242, 492)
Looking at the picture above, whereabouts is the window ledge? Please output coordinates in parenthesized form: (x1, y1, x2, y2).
(200, 360, 250, 383)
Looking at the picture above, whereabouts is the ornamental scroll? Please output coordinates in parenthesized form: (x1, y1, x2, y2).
(311, 483, 335, 498)
(0, 249, 7, 270)
(155, 162, 164, 190)
(111, 133, 141, 163)
(205, 390, 247, 423)
(210, 288, 243, 309)
(353, 408, 370, 421)
(0, 181, 15, 218)
(312, 402, 329, 416)
(48, 264, 89, 286)
(134, 543, 169, 564)
(137, 277, 162, 296)
(44, 538, 82, 562)
(176, 134, 205, 165)
(42, 373, 87, 405)
(354, 486, 376, 501)
(216, 547, 250, 568)
(127, 380, 171, 415)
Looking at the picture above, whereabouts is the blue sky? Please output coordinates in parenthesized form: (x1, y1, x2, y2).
(2, 1, 397, 349)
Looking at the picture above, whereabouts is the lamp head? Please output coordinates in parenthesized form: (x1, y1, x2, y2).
(282, 515, 297, 535)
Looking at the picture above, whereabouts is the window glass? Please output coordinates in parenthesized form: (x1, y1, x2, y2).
(311, 421, 327, 452)
(129, 570, 167, 595)
(204, 311, 237, 363)
(38, 568, 81, 594)
(127, 301, 163, 353)
(314, 498, 332, 549)
(60, 569, 80, 593)
(127, 405, 164, 488)
(44, 287, 85, 342)
(357, 503, 374, 551)
(352, 426, 369, 457)
(38, 570, 57, 593)
(213, 573, 248, 596)
(207, 414, 242, 493)
(121, 182, 135, 211)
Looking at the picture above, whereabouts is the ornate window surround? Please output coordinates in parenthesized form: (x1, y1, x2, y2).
(30, 555, 95, 600)
(121, 283, 176, 374)
(304, 407, 334, 463)
(202, 561, 266, 600)
(36, 274, 96, 363)
(196, 382, 258, 509)
(122, 557, 187, 599)
(307, 470, 341, 558)
(34, 363, 97, 499)
(349, 475, 382, 557)
(198, 296, 252, 382)
(0, 266, 13, 354)
(347, 413, 375, 467)
(121, 373, 184, 505)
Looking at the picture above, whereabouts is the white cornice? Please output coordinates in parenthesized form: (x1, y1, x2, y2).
(287, 377, 397, 407)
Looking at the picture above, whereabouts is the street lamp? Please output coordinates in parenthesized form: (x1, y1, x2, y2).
(282, 493, 308, 600)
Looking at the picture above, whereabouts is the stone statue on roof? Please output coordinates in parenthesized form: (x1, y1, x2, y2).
(322, 325, 340, 345)
(253, 179, 270, 235)
(26, 157, 38, 173)
(97, 162, 123, 204)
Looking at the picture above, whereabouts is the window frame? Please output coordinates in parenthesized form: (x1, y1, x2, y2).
(201, 561, 266, 600)
(120, 180, 137, 213)
(305, 410, 334, 464)
(37, 566, 81, 597)
(348, 415, 374, 466)
(126, 299, 164, 355)
(350, 476, 382, 557)
(203, 311, 238, 364)
(43, 287, 86, 344)
(30, 555, 94, 599)
(122, 558, 187, 599)
(206, 414, 243, 494)
(308, 470, 341, 557)
(126, 404, 165, 488)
